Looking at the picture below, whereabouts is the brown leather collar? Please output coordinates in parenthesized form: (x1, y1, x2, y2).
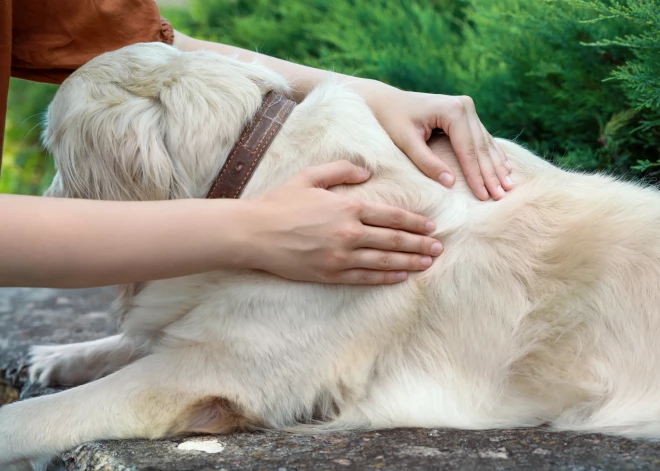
(206, 91, 296, 199)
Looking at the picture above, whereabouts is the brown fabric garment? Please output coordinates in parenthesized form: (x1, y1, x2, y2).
(0, 0, 174, 173)
(0, 0, 12, 172)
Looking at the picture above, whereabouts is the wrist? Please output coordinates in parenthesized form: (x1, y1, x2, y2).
(217, 199, 262, 272)
(343, 78, 397, 115)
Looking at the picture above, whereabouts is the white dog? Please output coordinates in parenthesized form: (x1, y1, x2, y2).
(2, 42, 660, 468)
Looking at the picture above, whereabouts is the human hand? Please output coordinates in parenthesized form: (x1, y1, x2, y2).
(244, 161, 443, 284)
(352, 80, 514, 201)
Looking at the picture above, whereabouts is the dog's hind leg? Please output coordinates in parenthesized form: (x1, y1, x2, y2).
(0, 352, 250, 466)
(28, 334, 146, 387)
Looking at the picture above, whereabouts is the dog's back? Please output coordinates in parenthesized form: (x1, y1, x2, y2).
(116, 67, 660, 437)
(43, 43, 660, 436)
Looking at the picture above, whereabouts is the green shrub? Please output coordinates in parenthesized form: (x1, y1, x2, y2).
(2, 0, 657, 195)
(167, 0, 466, 93)
(0, 79, 57, 194)
(168, 0, 660, 177)
(453, 0, 659, 176)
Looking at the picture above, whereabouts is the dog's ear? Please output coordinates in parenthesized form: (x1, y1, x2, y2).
(42, 79, 183, 201)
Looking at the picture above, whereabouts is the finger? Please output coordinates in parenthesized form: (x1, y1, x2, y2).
(480, 125, 514, 191)
(349, 249, 435, 271)
(360, 201, 436, 235)
(441, 97, 489, 200)
(493, 137, 513, 173)
(327, 269, 409, 285)
(471, 122, 505, 200)
(359, 226, 443, 255)
(458, 100, 504, 200)
(398, 130, 455, 187)
(296, 160, 370, 189)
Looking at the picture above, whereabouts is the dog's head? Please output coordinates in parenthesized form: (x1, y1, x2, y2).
(43, 42, 290, 201)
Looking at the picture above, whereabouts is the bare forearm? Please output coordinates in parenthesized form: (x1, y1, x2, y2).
(0, 195, 249, 288)
(172, 31, 389, 102)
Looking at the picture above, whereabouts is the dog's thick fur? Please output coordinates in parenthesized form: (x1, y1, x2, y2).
(3, 42, 660, 467)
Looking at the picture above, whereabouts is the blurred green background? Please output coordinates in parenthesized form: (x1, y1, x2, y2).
(1, 0, 658, 195)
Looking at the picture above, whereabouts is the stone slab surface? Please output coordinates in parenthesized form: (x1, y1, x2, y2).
(2, 287, 660, 470)
(0, 286, 117, 402)
(62, 428, 660, 471)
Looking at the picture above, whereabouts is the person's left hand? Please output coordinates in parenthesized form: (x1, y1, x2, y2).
(351, 80, 514, 201)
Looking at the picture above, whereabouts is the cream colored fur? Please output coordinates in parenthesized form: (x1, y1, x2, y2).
(2, 42, 660, 468)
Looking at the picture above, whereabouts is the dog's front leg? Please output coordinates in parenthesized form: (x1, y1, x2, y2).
(0, 352, 228, 466)
(29, 334, 146, 387)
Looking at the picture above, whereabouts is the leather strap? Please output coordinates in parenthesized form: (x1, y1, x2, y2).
(206, 91, 296, 199)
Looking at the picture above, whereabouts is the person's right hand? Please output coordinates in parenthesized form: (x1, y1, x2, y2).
(244, 161, 443, 284)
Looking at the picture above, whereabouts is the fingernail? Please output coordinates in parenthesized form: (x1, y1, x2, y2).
(496, 185, 505, 198)
(505, 160, 512, 170)
(438, 172, 454, 187)
(421, 256, 433, 267)
(396, 271, 408, 280)
(505, 175, 513, 186)
(425, 221, 436, 233)
(431, 242, 443, 256)
(360, 167, 370, 177)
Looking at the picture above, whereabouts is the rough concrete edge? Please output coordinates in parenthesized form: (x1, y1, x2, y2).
(0, 381, 19, 405)
(62, 443, 136, 471)
(0, 354, 28, 389)
(0, 353, 28, 406)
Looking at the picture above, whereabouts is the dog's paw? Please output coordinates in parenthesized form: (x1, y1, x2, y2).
(28, 345, 59, 387)
(28, 341, 115, 387)
(28, 345, 79, 387)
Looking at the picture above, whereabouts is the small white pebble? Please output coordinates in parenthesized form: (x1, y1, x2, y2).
(479, 447, 509, 459)
(533, 448, 550, 455)
(400, 446, 445, 457)
(177, 439, 225, 454)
